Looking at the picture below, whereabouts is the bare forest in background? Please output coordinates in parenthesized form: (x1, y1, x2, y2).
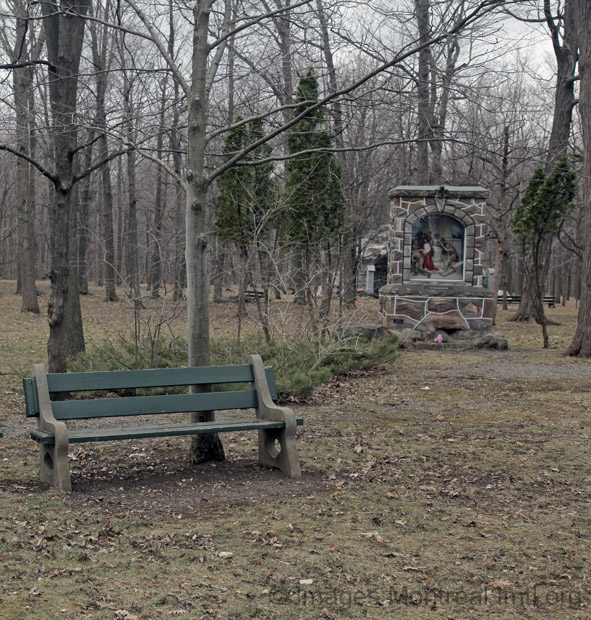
(0, 0, 590, 364)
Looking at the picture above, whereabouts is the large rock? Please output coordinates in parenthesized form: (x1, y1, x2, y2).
(473, 332, 508, 349)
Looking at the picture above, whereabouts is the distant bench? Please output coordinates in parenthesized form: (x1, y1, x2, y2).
(23, 355, 302, 492)
(244, 289, 264, 301)
(497, 295, 556, 308)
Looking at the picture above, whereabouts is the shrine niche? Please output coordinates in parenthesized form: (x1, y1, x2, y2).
(379, 185, 496, 333)
(410, 214, 465, 281)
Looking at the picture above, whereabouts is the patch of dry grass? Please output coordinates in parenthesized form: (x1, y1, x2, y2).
(1, 282, 591, 619)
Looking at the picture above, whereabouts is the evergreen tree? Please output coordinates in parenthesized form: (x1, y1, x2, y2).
(512, 156, 577, 347)
(215, 117, 275, 252)
(284, 69, 346, 315)
(284, 69, 346, 247)
(216, 118, 251, 249)
(513, 158, 577, 243)
(214, 117, 276, 342)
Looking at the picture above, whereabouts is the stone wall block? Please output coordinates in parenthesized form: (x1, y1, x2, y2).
(396, 297, 426, 321)
(482, 299, 496, 319)
(459, 299, 482, 317)
(427, 297, 458, 313)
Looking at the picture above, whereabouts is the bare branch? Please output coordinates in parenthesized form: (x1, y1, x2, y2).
(0, 143, 57, 184)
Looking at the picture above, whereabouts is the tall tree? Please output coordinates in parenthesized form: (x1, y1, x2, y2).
(148, 79, 169, 299)
(215, 116, 276, 340)
(567, 0, 591, 356)
(512, 0, 578, 321)
(116, 25, 142, 307)
(315, 0, 355, 308)
(4, 0, 42, 313)
(89, 0, 118, 302)
(284, 69, 346, 320)
(512, 157, 577, 347)
(41, 0, 90, 372)
(413, 0, 467, 184)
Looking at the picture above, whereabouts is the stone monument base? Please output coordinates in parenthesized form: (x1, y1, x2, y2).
(379, 283, 496, 333)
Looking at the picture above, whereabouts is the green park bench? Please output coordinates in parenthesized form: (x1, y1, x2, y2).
(244, 289, 265, 301)
(497, 295, 556, 308)
(23, 354, 302, 493)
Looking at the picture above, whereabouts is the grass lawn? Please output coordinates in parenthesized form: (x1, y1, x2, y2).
(1, 282, 590, 619)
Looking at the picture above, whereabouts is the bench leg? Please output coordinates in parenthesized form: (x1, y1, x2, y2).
(258, 426, 301, 479)
(39, 440, 71, 493)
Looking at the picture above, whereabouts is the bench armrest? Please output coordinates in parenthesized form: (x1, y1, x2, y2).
(249, 354, 301, 478)
(32, 364, 72, 491)
(248, 354, 298, 433)
(32, 365, 68, 436)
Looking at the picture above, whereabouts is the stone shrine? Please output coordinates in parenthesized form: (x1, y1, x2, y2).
(379, 185, 496, 333)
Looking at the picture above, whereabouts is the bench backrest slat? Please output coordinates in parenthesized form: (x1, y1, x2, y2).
(51, 390, 259, 420)
(45, 364, 255, 392)
(24, 364, 280, 419)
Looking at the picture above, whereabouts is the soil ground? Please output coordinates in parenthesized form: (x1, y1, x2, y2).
(1, 281, 591, 619)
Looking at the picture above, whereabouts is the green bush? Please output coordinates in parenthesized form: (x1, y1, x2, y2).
(69, 331, 399, 400)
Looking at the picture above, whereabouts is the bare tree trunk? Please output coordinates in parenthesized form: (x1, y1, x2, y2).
(187, 0, 224, 463)
(516, 0, 577, 322)
(42, 0, 89, 373)
(66, 184, 86, 358)
(414, 0, 431, 184)
(568, 0, 591, 356)
(172, 171, 186, 301)
(12, 3, 40, 313)
(316, 0, 354, 309)
(544, 0, 577, 168)
(115, 156, 124, 285)
(89, 0, 118, 302)
(125, 145, 141, 305)
(99, 133, 118, 302)
(319, 245, 334, 337)
(78, 128, 94, 295)
(168, 0, 186, 303)
(118, 33, 142, 306)
(16, 119, 40, 314)
(429, 34, 460, 182)
(148, 84, 168, 299)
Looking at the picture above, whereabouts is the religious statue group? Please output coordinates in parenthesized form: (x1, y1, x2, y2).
(411, 231, 461, 278)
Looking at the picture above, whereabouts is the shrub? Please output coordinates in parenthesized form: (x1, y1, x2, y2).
(69, 331, 399, 400)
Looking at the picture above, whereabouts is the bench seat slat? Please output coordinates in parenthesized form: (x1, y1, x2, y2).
(50, 390, 259, 420)
(31, 417, 305, 444)
(45, 364, 256, 393)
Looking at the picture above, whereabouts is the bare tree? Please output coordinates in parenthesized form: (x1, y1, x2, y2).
(567, 0, 591, 356)
(510, 0, 578, 322)
(89, 0, 119, 302)
(42, 0, 90, 371)
(0, 0, 43, 313)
